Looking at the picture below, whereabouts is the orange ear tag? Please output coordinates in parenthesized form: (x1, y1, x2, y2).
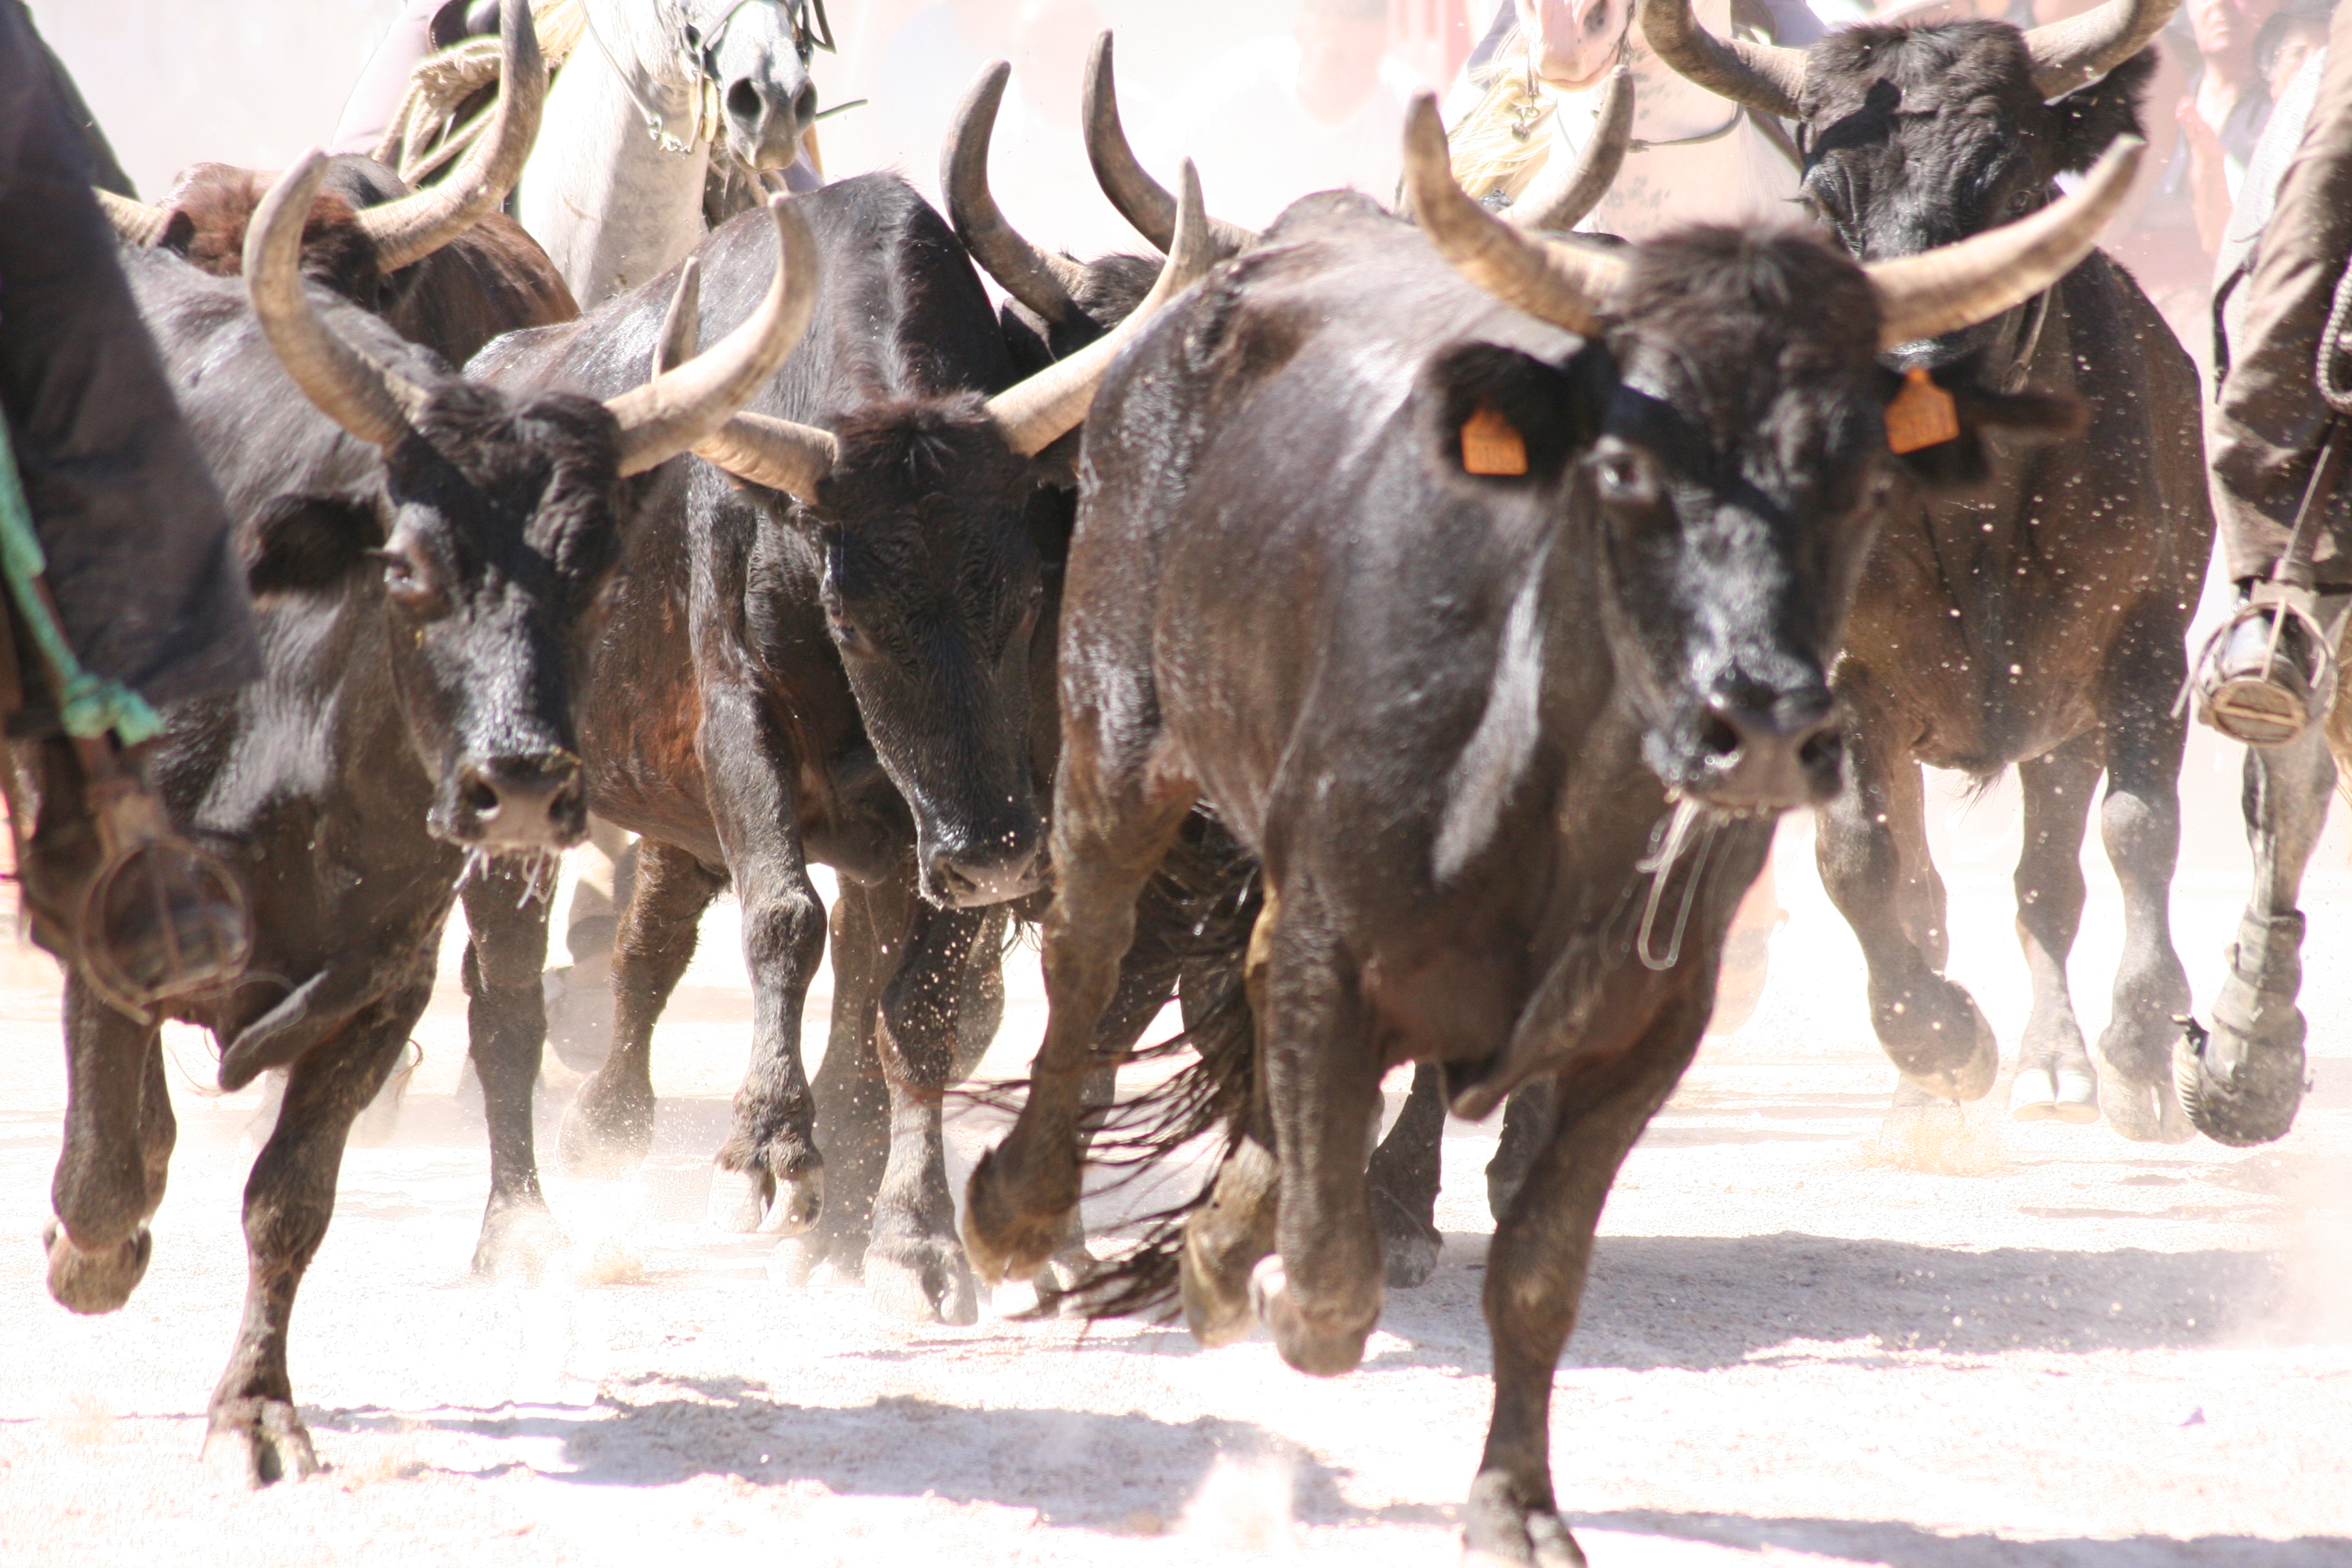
(1460, 402, 1530, 476)
(1885, 365, 1961, 455)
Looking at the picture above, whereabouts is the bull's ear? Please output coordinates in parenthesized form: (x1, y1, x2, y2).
(2049, 48, 2156, 172)
(242, 497, 385, 595)
(1422, 340, 1612, 488)
(1880, 365, 2087, 493)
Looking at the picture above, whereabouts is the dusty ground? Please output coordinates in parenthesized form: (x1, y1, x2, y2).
(3, 765, 2349, 1567)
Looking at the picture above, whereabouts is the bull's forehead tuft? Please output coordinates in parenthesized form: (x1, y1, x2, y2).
(1806, 20, 2046, 115)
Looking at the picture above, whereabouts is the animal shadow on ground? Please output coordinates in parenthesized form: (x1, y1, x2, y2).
(316, 1375, 1449, 1531)
(1362, 1233, 2296, 1375)
(1578, 1510, 2352, 1567)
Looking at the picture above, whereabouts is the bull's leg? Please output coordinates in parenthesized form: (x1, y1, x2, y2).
(558, 839, 723, 1178)
(460, 860, 567, 1279)
(775, 877, 890, 1285)
(2006, 734, 2103, 1124)
(862, 881, 998, 1324)
(1486, 1077, 1556, 1218)
(45, 977, 170, 1313)
(1251, 881, 1385, 1377)
(2180, 685, 2340, 1146)
(1365, 1064, 1447, 1288)
(1817, 672, 1995, 1102)
(204, 960, 431, 1488)
(1464, 994, 1708, 1568)
(963, 765, 1196, 1286)
(2093, 604, 2195, 1142)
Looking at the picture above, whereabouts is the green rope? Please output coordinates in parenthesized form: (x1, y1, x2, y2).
(0, 405, 164, 747)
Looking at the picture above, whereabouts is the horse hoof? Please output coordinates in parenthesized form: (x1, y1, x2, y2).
(2051, 1066, 2100, 1124)
(471, 1198, 568, 1284)
(44, 1221, 150, 1315)
(2008, 1066, 2057, 1121)
(865, 1237, 980, 1326)
(203, 1399, 319, 1489)
(2176, 1024, 2303, 1147)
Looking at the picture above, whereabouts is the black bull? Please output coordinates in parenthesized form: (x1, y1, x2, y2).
(1639, 0, 2215, 1139)
(459, 164, 1197, 1322)
(42, 169, 808, 1486)
(960, 98, 2129, 1563)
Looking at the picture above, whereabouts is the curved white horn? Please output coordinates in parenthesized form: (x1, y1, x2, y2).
(1865, 135, 2143, 349)
(1636, 0, 1808, 120)
(245, 150, 431, 449)
(945, 60, 1092, 325)
(1082, 31, 1260, 259)
(984, 159, 1219, 458)
(355, 0, 546, 272)
(93, 187, 173, 247)
(1401, 93, 1627, 338)
(2023, 0, 2176, 99)
(1505, 67, 1635, 233)
(604, 195, 823, 478)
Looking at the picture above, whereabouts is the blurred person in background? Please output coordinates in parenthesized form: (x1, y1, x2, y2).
(2174, 0, 2283, 248)
(1143, 0, 1419, 234)
(1438, 0, 1800, 236)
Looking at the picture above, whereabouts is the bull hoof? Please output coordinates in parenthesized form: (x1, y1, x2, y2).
(44, 1220, 151, 1315)
(864, 1236, 980, 1326)
(1374, 1189, 1441, 1289)
(2008, 1063, 2100, 1124)
(1248, 1256, 1374, 1377)
(960, 1142, 1074, 1286)
(203, 1399, 320, 1488)
(2176, 1022, 2304, 1148)
(471, 1195, 568, 1284)
(1462, 1471, 1588, 1568)
(1180, 1220, 1263, 1348)
(556, 1070, 654, 1178)
(1877, 975, 1998, 1101)
(706, 1160, 822, 1237)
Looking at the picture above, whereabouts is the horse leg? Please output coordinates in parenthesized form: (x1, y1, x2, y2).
(2180, 634, 2344, 1145)
(203, 958, 430, 1487)
(2006, 734, 2102, 1124)
(45, 976, 168, 1313)
(1816, 670, 1996, 1109)
(461, 858, 567, 1279)
(1463, 993, 1708, 1568)
(559, 839, 722, 1178)
(2095, 601, 2195, 1142)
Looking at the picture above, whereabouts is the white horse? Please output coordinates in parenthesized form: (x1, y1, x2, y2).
(516, 0, 828, 307)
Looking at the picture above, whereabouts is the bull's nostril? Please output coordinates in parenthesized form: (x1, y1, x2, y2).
(793, 84, 818, 125)
(1697, 709, 1743, 761)
(463, 777, 500, 815)
(1799, 729, 1843, 770)
(727, 80, 762, 125)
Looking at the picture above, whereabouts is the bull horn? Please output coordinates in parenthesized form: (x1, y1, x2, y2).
(93, 187, 173, 247)
(355, 0, 546, 273)
(945, 60, 1092, 326)
(652, 254, 843, 504)
(985, 158, 1218, 457)
(1401, 93, 1627, 338)
(604, 194, 823, 478)
(1083, 31, 1260, 259)
(1635, 0, 1807, 121)
(1505, 67, 1635, 232)
(1865, 135, 2143, 349)
(245, 150, 432, 448)
(2022, 0, 2176, 99)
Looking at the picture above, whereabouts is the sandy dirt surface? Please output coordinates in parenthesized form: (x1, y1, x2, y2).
(3, 773, 2349, 1567)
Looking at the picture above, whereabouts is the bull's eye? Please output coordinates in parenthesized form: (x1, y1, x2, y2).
(826, 607, 871, 657)
(1591, 445, 1656, 505)
(2006, 189, 2037, 216)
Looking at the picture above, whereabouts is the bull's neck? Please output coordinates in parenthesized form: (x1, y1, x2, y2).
(516, 2, 715, 309)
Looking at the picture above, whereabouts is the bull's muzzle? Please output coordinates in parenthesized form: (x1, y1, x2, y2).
(1688, 689, 1842, 813)
(926, 835, 1045, 909)
(443, 751, 587, 850)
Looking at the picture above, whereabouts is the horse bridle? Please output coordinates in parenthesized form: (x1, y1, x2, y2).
(583, 0, 838, 157)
